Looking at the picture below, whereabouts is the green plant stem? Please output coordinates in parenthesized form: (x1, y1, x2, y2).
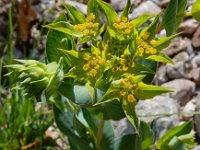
(8, 7, 13, 65)
(96, 119, 105, 150)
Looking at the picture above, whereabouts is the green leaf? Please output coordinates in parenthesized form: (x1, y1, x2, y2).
(122, 98, 139, 134)
(120, 0, 131, 18)
(62, 3, 85, 24)
(192, 0, 200, 21)
(44, 21, 83, 37)
(58, 80, 105, 106)
(152, 33, 180, 50)
(135, 82, 173, 100)
(163, 0, 178, 36)
(168, 136, 188, 150)
(140, 15, 159, 39)
(58, 82, 93, 106)
(131, 14, 156, 29)
(91, 100, 125, 120)
(45, 14, 74, 64)
(140, 121, 154, 150)
(96, 0, 117, 25)
(135, 58, 156, 84)
(156, 121, 192, 149)
(175, 0, 187, 29)
(75, 108, 115, 150)
(53, 105, 93, 150)
(114, 134, 142, 150)
(146, 53, 174, 64)
(87, 0, 100, 22)
(162, 0, 187, 36)
(45, 58, 64, 99)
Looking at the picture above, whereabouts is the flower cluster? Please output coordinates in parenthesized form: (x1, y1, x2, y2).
(82, 53, 105, 77)
(74, 13, 99, 36)
(117, 75, 139, 103)
(112, 55, 135, 72)
(113, 17, 134, 38)
(136, 32, 157, 56)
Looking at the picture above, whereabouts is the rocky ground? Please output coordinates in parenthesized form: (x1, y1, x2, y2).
(1, 0, 200, 149)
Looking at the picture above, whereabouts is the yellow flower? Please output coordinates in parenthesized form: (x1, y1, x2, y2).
(127, 94, 136, 103)
(89, 69, 97, 77)
(83, 63, 90, 71)
(86, 13, 95, 22)
(114, 17, 121, 23)
(122, 17, 128, 23)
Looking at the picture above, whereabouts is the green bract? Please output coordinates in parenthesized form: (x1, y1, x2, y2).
(6, 0, 196, 149)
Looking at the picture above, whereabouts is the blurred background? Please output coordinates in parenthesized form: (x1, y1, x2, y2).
(0, 0, 200, 149)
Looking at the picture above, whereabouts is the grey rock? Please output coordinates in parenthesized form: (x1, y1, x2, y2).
(153, 65, 169, 85)
(111, 0, 135, 11)
(178, 19, 199, 35)
(63, 0, 87, 15)
(192, 27, 200, 48)
(192, 145, 200, 150)
(193, 93, 200, 138)
(182, 99, 196, 118)
(188, 68, 200, 86)
(173, 51, 189, 62)
(136, 96, 178, 123)
(163, 38, 190, 57)
(162, 79, 196, 106)
(166, 61, 186, 79)
(166, 52, 189, 79)
(112, 118, 135, 137)
(191, 55, 200, 68)
(129, 1, 161, 19)
(136, 96, 179, 139)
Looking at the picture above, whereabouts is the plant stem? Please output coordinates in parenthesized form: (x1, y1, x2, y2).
(96, 119, 105, 150)
(8, 6, 13, 65)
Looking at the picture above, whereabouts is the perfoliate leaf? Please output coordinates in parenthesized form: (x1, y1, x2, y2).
(162, 0, 187, 36)
(131, 14, 156, 29)
(168, 136, 188, 150)
(140, 15, 159, 39)
(156, 121, 192, 149)
(122, 98, 139, 134)
(114, 134, 142, 150)
(44, 21, 83, 37)
(152, 33, 180, 50)
(175, 0, 187, 29)
(96, 0, 117, 25)
(53, 105, 93, 150)
(146, 53, 174, 64)
(163, 0, 178, 36)
(192, 0, 200, 21)
(135, 82, 173, 100)
(87, 0, 100, 22)
(140, 121, 155, 150)
(62, 2, 85, 24)
(45, 58, 64, 99)
(46, 14, 74, 66)
(120, 0, 131, 18)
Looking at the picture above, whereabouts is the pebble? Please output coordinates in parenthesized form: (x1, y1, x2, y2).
(129, 0, 161, 19)
(178, 19, 199, 35)
(162, 79, 196, 106)
(192, 27, 200, 48)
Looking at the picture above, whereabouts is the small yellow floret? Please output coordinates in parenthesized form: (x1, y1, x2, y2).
(83, 29, 90, 36)
(127, 94, 136, 103)
(122, 17, 128, 23)
(114, 17, 121, 23)
(83, 64, 90, 71)
(89, 69, 97, 77)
